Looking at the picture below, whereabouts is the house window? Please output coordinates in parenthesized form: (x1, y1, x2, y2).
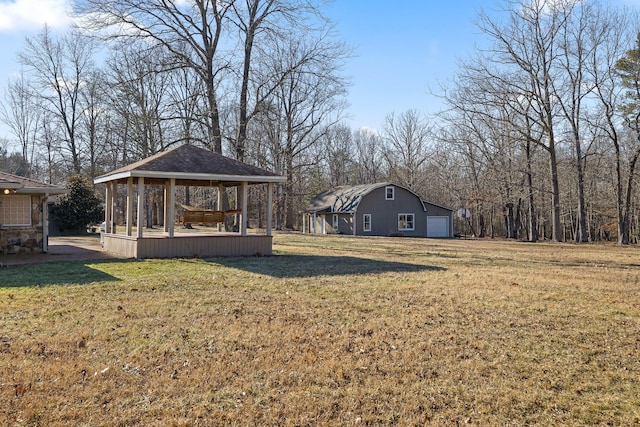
(363, 214, 371, 232)
(385, 186, 394, 200)
(0, 195, 32, 226)
(332, 214, 339, 232)
(398, 213, 415, 231)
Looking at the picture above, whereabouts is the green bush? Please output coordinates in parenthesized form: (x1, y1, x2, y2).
(51, 175, 104, 234)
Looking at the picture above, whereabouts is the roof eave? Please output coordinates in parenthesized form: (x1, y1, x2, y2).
(0, 181, 24, 190)
(304, 207, 332, 213)
(15, 187, 67, 195)
(95, 170, 287, 184)
(304, 208, 356, 214)
(422, 200, 454, 212)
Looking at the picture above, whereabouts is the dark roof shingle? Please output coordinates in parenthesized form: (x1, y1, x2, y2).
(95, 145, 285, 185)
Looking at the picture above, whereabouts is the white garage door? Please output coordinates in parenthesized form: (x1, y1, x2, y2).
(427, 216, 449, 237)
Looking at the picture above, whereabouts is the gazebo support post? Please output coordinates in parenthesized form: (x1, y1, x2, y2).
(217, 184, 223, 232)
(42, 193, 49, 253)
(241, 181, 248, 236)
(110, 182, 117, 234)
(267, 183, 273, 237)
(126, 177, 133, 236)
(163, 181, 169, 234)
(137, 177, 145, 238)
(105, 184, 112, 234)
(164, 178, 175, 237)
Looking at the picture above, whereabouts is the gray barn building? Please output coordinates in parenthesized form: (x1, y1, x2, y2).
(304, 182, 453, 238)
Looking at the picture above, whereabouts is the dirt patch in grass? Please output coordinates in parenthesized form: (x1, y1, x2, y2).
(1, 235, 639, 425)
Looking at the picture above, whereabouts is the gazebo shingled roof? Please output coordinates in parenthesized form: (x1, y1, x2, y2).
(95, 144, 283, 187)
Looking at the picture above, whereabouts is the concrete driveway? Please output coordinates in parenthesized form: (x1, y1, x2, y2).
(0, 236, 121, 266)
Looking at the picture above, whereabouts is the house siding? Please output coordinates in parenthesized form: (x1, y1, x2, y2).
(305, 182, 454, 238)
(336, 214, 352, 234)
(357, 186, 426, 237)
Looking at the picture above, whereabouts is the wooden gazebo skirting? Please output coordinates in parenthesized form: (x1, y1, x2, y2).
(94, 145, 286, 259)
(101, 231, 274, 259)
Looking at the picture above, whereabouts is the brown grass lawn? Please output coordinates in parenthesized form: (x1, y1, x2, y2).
(1, 234, 639, 426)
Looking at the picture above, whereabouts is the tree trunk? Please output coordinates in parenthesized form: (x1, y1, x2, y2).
(622, 145, 640, 244)
(284, 155, 295, 230)
(574, 130, 589, 242)
(616, 145, 629, 244)
(548, 140, 563, 242)
(505, 203, 515, 239)
(526, 140, 538, 242)
(236, 23, 254, 162)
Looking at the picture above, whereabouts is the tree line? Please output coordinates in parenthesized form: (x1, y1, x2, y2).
(2, 0, 640, 243)
(440, 0, 640, 243)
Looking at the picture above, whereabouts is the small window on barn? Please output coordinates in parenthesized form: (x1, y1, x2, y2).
(385, 186, 394, 200)
(332, 214, 339, 231)
(363, 214, 371, 232)
(0, 195, 32, 226)
(398, 213, 415, 231)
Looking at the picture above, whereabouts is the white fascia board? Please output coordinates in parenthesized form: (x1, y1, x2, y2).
(94, 171, 132, 184)
(94, 170, 287, 184)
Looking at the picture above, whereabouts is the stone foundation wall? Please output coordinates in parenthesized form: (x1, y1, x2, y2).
(0, 227, 43, 254)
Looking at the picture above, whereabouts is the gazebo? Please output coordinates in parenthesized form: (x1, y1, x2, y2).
(94, 144, 286, 259)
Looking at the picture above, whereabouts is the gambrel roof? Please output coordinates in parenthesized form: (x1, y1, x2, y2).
(306, 182, 454, 214)
(306, 183, 384, 213)
(306, 182, 437, 214)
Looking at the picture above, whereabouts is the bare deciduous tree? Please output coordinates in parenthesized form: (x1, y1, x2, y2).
(230, 0, 326, 162)
(106, 42, 175, 161)
(352, 128, 383, 184)
(382, 109, 432, 191)
(320, 123, 353, 187)
(587, 6, 632, 244)
(19, 26, 97, 174)
(258, 32, 348, 229)
(0, 71, 40, 177)
(476, 0, 566, 241)
(75, 0, 233, 153)
(80, 69, 110, 180)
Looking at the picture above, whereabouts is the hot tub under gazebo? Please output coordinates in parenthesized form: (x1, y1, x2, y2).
(94, 144, 286, 259)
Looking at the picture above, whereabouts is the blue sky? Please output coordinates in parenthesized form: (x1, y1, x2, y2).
(325, 0, 496, 130)
(0, 0, 639, 142)
(326, 0, 640, 129)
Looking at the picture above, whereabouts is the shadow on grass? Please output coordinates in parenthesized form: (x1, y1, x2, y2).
(209, 254, 446, 278)
(0, 260, 121, 288)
